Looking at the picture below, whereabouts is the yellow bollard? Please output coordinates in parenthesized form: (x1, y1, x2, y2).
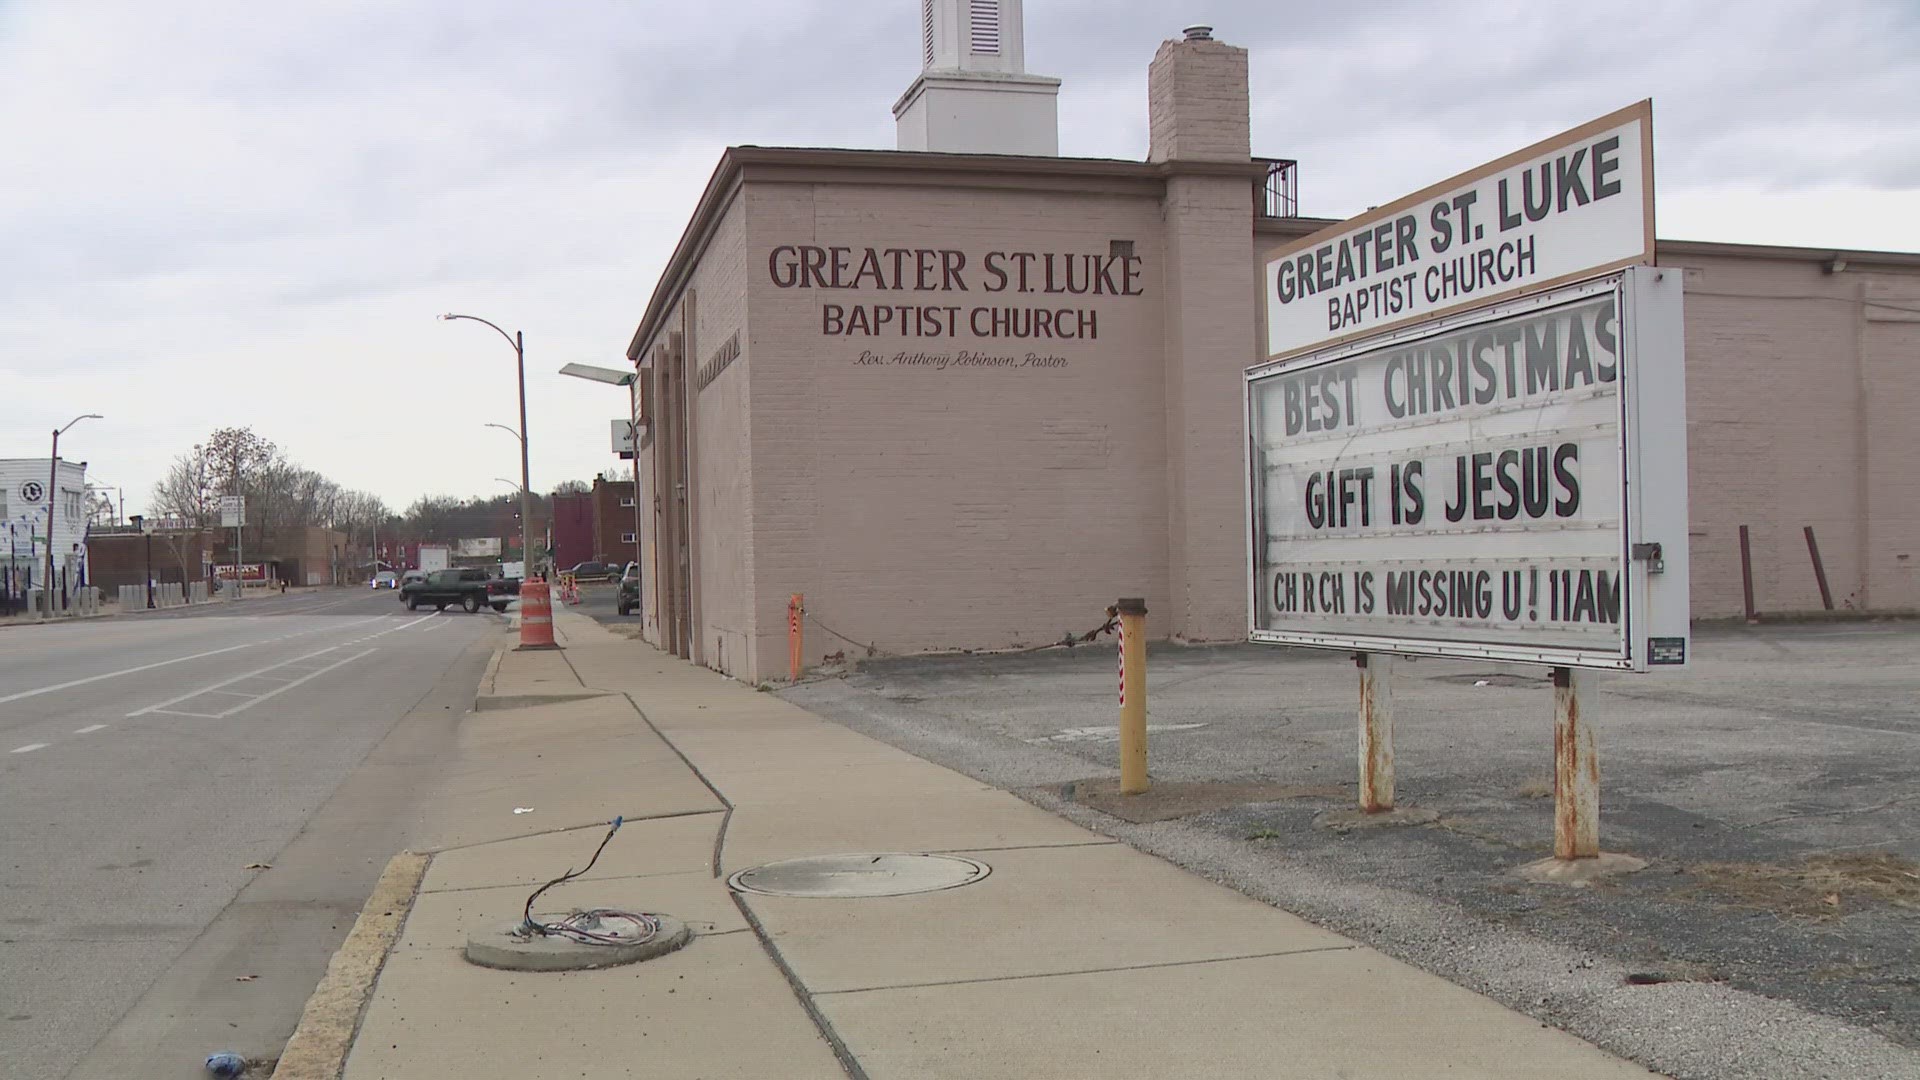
(1116, 597, 1149, 795)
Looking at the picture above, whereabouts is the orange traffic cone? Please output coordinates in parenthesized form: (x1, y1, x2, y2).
(517, 578, 559, 650)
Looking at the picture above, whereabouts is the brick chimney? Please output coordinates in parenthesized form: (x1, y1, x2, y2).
(1147, 25, 1250, 163)
(1149, 26, 1256, 643)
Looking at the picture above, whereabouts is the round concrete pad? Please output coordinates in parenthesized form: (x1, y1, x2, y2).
(1313, 806, 1441, 832)
(1514, 852, 1649, 887)
(728, 853, 991, 898)
(464, 914, 691, 971)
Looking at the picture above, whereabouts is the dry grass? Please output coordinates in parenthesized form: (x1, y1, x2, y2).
(1515, 777, 1554, 799)
(1683, 853, 1920, 919)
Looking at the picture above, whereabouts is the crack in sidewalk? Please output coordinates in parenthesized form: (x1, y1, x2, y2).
(809, 944, 1360, 997)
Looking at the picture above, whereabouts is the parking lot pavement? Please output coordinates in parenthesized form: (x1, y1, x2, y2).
(785, 620, 1920, 1080)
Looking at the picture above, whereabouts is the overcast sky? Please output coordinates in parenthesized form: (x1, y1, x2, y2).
(4, 0, 1916, 519)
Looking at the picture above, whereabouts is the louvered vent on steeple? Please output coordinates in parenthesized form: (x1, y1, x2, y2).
(969, 0, 1000, 53)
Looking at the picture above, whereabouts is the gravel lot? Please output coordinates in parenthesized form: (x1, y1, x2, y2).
(785, 620, 1920, 1080)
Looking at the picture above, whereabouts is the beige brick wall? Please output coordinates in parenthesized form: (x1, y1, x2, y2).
(1665, 254, 1920, 616)
(1162, 173, 1256, 641)
(690, 195, 757, 677)
(744, 180, 1174, 677)
(1863, 281, 1920, 610)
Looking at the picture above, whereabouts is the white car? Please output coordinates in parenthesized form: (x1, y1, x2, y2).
(370, 571, 399, 589)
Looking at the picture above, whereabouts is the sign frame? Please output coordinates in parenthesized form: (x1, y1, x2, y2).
(612, 418, 642, 459)
(1262, 100, 1654, 363)
(1244, 266, 1689, 672)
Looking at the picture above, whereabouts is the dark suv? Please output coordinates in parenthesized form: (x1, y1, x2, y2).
(565, 561, 619, 583)
(400, 567, 507, 613)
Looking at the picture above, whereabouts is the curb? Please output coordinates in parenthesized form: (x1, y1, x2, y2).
(479, 648, 505, 697)
(273, 851, 430, 1080)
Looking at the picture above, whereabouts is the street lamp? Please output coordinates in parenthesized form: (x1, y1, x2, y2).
(442, 313, 532, 581)
(48, 414, 101, 612)
(557, 362, 643, 582)
(557, 363, 636, 387)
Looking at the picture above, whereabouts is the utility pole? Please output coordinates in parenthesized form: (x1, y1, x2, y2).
(47, 414, 102, 615)
(231, 444, 243, 596)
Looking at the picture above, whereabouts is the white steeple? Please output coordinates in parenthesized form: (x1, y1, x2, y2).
(894, 0, 1060, 156)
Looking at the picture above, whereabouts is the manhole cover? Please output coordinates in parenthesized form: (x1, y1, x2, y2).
(728, 853, 991, 898)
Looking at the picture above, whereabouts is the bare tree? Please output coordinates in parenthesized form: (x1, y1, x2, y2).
(85, 491, 117, 529)
(150, 447, 219, 528)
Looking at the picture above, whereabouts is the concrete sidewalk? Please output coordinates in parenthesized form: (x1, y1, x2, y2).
(304, 609, 1659, 1079)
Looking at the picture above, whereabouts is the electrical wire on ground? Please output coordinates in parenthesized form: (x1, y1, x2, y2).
(519, 816, 662, 946)
(801, 605, 1118, 665)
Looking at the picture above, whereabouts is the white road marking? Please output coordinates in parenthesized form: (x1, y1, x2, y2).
(74, 724, 108, 734)
(11, 743, 48, 754)
(205, 648, 376, 718)
(126, 636, 388, 719)
(0, 613, 389, 707)
(123, 615, 425, 719)
(1026, 723, 1209, 745)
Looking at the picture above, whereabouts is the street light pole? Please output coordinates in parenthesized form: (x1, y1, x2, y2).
(443, 314, 533, 579)
(47, 414, 102, 614)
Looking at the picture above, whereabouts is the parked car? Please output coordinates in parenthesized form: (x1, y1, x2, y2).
(565, 561, 619, 583)
(616, 562, 641, 616)
(400, 567, 507, 613)
(370, 571, 398, 590)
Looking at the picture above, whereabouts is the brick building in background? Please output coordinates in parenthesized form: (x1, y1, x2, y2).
(550, 491, 594, 571)
(591, 478, 638, 570)
(624, 2, 1920, 682)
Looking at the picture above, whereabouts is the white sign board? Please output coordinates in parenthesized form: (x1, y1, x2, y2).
(1264, 101, 1653, 361)
(1246, 269, 1689, 670)
(454, 537, 502, 558)
(612, 418, 639, 457)
(219, 495, 246, 527)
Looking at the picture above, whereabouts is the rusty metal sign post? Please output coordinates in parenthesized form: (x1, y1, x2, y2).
(1356, 653, 1395, 812)
(1552, 667, 1599, 859)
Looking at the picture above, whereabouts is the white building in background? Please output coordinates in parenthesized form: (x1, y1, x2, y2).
(0, 458, 91, 587)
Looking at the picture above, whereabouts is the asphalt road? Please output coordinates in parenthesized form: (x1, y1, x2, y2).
(0, 588, 499, 1080)
(787, 620, 1920, 1080)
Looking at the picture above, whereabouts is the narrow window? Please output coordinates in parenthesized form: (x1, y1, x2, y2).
(923, 0, 935, 65)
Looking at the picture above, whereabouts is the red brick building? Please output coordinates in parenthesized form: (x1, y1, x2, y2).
(551, 491, 595, 570)
(592, 478, 638, 570)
